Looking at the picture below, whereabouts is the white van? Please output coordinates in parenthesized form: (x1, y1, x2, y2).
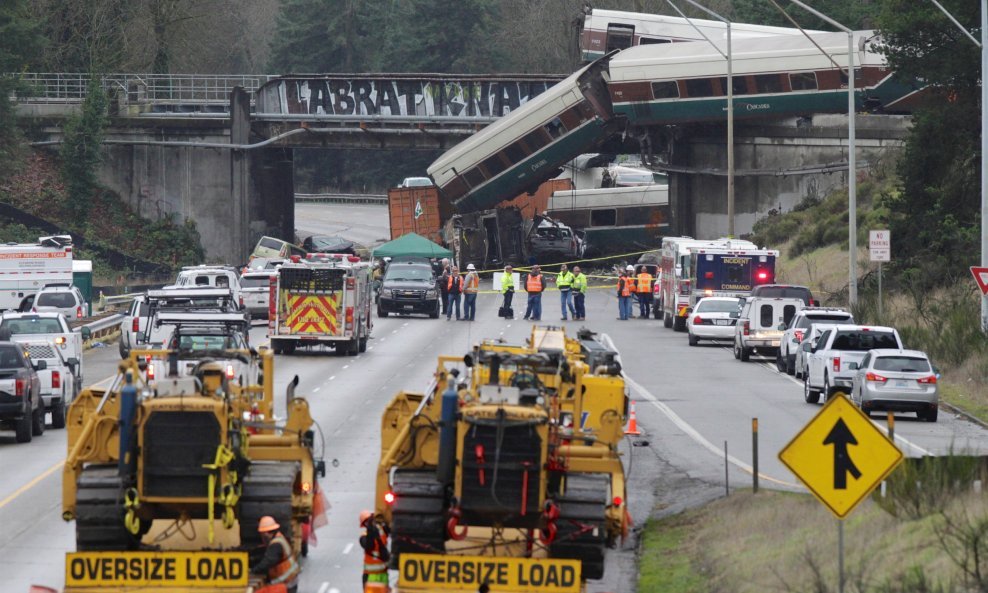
(732, 297, 804, 361)
(171, 266, 244, 309)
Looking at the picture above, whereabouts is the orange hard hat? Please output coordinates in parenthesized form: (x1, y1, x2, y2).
(359, 510, 373, 526)
(257, 516, 280, 533)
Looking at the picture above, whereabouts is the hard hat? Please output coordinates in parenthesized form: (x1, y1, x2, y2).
(467, 264, 476, 270)
(257, 516, 280, 533)
(359, 510, 373, 526)
(626, 265, 635, 271)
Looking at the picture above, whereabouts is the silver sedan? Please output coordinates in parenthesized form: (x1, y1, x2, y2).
(849, 349, 939, 422)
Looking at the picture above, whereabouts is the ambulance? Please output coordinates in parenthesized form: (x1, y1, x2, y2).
(0, 235, 74, 311)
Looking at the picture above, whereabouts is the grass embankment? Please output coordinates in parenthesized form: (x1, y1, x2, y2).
(0, 151, 204, 282)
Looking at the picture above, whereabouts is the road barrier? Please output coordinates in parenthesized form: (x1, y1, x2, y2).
(74, 313, 124, 349)
(295, 193, 387, 205)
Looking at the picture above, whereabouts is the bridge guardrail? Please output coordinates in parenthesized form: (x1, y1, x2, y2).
(11, 73, 275, 105)
(295, 193, 388, 205)
(73, 313, 125, 349)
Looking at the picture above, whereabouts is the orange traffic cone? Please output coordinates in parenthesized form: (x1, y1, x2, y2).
(625, 400, 642, 435)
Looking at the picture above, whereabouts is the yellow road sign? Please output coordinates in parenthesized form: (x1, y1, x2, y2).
(779, 393, 903, 519)
(398, 554, 581, 593)
(65, 551, 248, 589)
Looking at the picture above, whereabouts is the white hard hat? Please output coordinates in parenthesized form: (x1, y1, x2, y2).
(467, 264, 476, 270)
(626, 265, 635, 271)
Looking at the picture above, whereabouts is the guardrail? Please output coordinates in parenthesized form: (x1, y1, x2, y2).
(74, 313, 124, 349)
(295, 193, 388, 205)
(95, 291, 142, 313)
(10, 73, 275, 105)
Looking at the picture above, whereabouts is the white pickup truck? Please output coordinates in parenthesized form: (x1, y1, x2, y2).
(803, 324, 903, 404)
(0, 312, 85, 427)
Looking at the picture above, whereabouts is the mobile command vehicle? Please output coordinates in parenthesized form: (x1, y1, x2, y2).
(659, 237, 776, 331)
(0, 235, 74, 312)
(269, 255, 373, 355)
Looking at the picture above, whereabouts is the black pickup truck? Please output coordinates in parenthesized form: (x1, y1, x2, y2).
(0, 342, 44, 443)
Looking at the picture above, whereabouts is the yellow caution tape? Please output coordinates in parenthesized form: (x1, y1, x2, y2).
(466, 248, 658, 275)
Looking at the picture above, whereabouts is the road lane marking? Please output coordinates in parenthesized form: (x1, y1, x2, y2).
(343, 543, 353, 554)
(330, 376, 336, 381)
(317, 583, 330, 593)
(0, 459, 63, 510)
(343, 365, 349, 369)
(313, 387, 321, 393)
(368, 346, 374, 350)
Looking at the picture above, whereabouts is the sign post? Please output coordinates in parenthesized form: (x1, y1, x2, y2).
(779, 393, 903, 593)
(869, 230, 890, 319)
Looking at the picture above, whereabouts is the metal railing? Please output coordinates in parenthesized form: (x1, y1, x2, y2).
(10, 73, 276, 105)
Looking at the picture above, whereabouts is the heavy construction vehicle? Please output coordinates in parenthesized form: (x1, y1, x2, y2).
(61, 346, 325, 593)
(375, 326, 629, 590)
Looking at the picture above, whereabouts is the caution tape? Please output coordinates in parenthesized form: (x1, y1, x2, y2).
(467, 248, 659, 276)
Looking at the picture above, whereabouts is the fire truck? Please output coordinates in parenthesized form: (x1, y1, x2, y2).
(0, 235, 74, 311)
(659, 237, 778, 331)
(269, 254, 374, 355)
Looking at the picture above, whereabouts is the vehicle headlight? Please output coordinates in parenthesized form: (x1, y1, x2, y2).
(389, 289, 399, 298)
(426, 289, 438, 298)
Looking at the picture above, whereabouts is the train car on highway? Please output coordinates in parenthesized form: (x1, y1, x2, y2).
(427, 54, 620, 214)
(579, 8, 823, 61)
(546, 183, 670, 253)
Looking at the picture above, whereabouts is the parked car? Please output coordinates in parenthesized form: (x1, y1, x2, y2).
(803, 324, 904, 403)
(777, 307, 854, 374)
(732, 297, 804, 361)
(119, 296, 149, 359)
(527, 218, 585, 260)
(399, 176, 434, 188)
(377, 260, 441, 318)
(33, 285, 87, 319)
(240, 271, 276, 319)
(849, 349, 940, 422)
(302, 234, 356, 254)
(0, 341, 44, 443)
(0, 312, 85, 411)
(242, 257, 285, 275)
(793, 323, 837, 380)
(170, 266, 244, 310)
(686, 297, 741, 346)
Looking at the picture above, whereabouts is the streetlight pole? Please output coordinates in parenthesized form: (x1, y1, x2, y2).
(664, 0, 734, 237)
(783, 0, 858, 307)
(926, 0, 987, 332)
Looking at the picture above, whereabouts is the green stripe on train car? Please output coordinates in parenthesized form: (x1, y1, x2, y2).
(614, 90, 866, 125)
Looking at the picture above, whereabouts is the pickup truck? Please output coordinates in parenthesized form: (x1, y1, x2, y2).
(0, 341, 44, 443)
(777, 307, 854, 375)
(0, 312, 84, 426)
(803, 324, 904, 403)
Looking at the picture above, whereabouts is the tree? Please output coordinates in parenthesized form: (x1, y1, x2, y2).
(60, 77, 108, 220)
(0, 1, 45, 181)
(269, 0, 380, 73)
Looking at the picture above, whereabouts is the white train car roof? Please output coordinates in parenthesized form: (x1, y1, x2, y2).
(584, 8, 825, 43)
(427, 63, 592, 182)
(609, 30, 884, 82)
(548, 185, 669, 209)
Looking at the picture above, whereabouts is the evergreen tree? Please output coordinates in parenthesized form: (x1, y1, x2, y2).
(269, 0, 383, 73)
(0, 1, 45, 181)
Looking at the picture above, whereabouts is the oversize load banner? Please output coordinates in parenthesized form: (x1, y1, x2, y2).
(399, 554, 581, 593)
(65, 551, 248, 588)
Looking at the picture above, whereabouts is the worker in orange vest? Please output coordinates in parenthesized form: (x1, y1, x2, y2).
(523, 264, 544, 321)
(360, 510, 390, 592)
(446, 266, 462, 321)
(251, 516, 300, 593)
(617, 268, 634, 320)
(636, 266, 654, 319)
(623, 265, 637, 318)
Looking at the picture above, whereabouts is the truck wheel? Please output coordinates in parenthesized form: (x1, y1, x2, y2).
(548, 475, 608, 581)
(739, 345, 750, 362)
(663, 311, 672, 329)
(359, 336, 368, 353)
(272, 342, 283, 355)
(673, 316, 686, 332)
(14, 410, 32, 443)
(786, 356, 796, 376)
(76, 465, 137, 550)
(239, 462, 297, 561)
(390, 470, 446, 565)
(31, 405, 45, 436)
(52, 400, 67, 429)
(283, 341, 296, 355)
(347, 336, 359, 356)
(378, 307, 388, 318)
(429, 303, 440, 319)
(804, 377, 820, 404)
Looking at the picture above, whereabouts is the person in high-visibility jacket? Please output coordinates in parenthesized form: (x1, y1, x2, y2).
(359, 510, 390, 592)
(523, 264, 544, 321)
(446, 266, 462, 321)
(556, 263, 576, 321)
(572, 265, 588, 320)
(500, 264, 515, 319)
(617, 268, 634, 320)
(636, 266, 654, 319)
(463, 264, 480, 321)
(624, 265, 637, 318)
(251, 516, 300, 593)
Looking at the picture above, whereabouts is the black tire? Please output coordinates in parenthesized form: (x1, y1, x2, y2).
(51, 400, 66, 429)
(118, 335, 129, 360)
(923, 407, 939, 423)
(283, 341, 296, 355)
(775, 352, 786, 373)
(390, 470, 446, 564)
(824, 376, 835, 401)
(429, 302, 440, 319)
(654, 302, 663, 320)
(688, 333, 698, 347)
(76, 465, 135, 551)
(786, 355, 796, 376)
(663, 312, 672, 329)
(14, 409, 32, 443)
(672, 316, 686, 332)
(548, 475, 608, 581)
(739, 345, 750, 362)
(378, 307, 388, 318)
(347, 336, 359, 356)
(272, 343, 283, 355)
(239, 462, 298, 559)
(32, 405, 45, 436)
(359, 336, 368, 353)
(804, 377, 820, 404)
(733, 339, 741, 360)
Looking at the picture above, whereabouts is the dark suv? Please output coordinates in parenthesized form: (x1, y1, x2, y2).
(377, 261, 441, 318)
(749, 284, 817, 306)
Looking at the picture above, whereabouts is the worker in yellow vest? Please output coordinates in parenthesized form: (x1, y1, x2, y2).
(572, 265, 588, 320)
(636, 266, 654, 319)
(556, 263, 576, 320)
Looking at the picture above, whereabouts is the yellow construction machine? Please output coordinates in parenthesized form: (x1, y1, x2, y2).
(375, 326, 629, 592)
(61, 347, 325, 593)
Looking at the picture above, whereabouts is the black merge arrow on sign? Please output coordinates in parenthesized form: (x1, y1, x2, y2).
(823, 418, 862, 489)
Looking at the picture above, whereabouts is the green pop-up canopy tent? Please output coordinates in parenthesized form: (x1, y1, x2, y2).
(372, 232, 452, 259)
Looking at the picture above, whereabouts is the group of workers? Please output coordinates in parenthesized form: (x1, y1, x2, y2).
(439, 261, 481, 321)
(617, 264, 655, 320)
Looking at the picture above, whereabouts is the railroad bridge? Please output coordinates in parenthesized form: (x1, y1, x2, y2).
(14, 73, 907, 262)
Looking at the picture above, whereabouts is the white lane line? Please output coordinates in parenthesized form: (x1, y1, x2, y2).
(317, 583, 330, 593)
(403, 322, 409, 327)
(313, 387, 321, 393)
(330, 589, 341, 593)
(392, 329, 398, 334)
(369, 346, 374, 350)
(343, 365, 350, 369)
(330, 375, 336, 381)
(343, 543, 354, 555)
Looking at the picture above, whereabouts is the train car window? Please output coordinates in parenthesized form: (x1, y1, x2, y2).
(577, 101, 596, 120)
(651, 81, 679, 99)
(717, 77, 747, 95)
(590, 209, 617, 226)
(789, 72, 818, 91)
(522, 130, 549, 152)
(606, 24, 635, 52)
(444, 176, 469, 199)
(685, 78, 716, 98)
(639, 37, 672, 45)
(464, 167, 486, 188)
(753, 74, 783, 94)
(504, 142, 528, 162)
(838, 68, 862, 86)
(482, 154, 508, 178)
(559, 107, 582, 130)
(544, 117, 566, 139)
